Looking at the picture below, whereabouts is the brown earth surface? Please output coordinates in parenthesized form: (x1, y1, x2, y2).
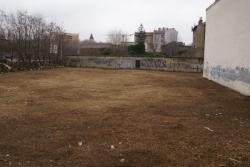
(0, 68, 249, 167)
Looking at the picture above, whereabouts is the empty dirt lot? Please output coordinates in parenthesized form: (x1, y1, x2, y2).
(0, 68, 249, 167)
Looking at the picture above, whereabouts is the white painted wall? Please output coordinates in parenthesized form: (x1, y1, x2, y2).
(204, 0, 250, 96)
(165, 28, 178, 44)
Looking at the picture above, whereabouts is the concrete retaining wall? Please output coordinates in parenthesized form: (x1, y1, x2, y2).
(66, 56, 203, 72)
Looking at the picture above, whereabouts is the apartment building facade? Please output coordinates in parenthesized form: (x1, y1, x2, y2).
(135, 28, 178, 52)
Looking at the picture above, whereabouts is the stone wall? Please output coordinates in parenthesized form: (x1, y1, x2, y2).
(66, 56, 203, 73)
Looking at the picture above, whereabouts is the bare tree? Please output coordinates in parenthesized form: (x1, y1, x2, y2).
(0, 9, 65, 70)
(107, 29, 128, 47)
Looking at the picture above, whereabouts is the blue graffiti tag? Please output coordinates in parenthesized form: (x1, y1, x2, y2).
(209, 65, 250, 84)
(211, 66, 221, 79)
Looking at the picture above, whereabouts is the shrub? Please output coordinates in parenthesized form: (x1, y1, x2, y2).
(102, 48, 112, 56)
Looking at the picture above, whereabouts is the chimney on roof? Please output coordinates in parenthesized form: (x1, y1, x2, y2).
(199, 17, 203, 25)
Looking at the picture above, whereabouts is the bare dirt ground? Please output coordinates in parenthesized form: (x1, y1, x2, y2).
(0, 68, 249, 167)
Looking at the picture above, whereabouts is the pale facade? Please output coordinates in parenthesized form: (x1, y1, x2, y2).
(50, 32, 80, 55)
(165, 28, 178, 44)
(153, 28, 165, 52)
(204, 0, 250, 96)
(135, 28, 178, 52)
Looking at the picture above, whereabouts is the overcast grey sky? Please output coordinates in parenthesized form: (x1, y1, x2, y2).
(0, 0, 215, 44)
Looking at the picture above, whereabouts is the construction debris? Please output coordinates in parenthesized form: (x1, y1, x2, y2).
(78, 141, 83, 147)
(204, 127, 214, 132)
(110, 145, 115, 149)
(0, 63, 11, 73)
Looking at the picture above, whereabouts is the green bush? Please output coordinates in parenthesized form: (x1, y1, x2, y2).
(128, 43, 145, 55)
(102, 48, 112, 56)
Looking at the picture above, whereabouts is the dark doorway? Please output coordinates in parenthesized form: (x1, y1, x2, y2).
(135, 60, 140, 69)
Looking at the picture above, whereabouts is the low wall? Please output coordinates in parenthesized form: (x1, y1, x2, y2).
(66, 56, 203, 72)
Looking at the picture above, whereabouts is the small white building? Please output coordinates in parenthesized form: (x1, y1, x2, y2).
(165, 28, 178, 44)
(204, 0, 250, 96)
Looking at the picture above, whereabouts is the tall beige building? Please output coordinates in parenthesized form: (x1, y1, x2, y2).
(192, 18, 206, 58)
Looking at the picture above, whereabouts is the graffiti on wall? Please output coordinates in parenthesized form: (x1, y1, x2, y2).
(140, 58, 167, 68)
(67, 56, 203, 72)
(211, 66, 221, 79)
(94, 58, 113, 66)
(205, 62, 250, 84)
